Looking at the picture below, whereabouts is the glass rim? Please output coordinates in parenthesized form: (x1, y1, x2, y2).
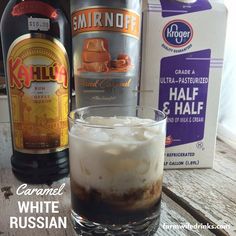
(68, 105, 167, 129)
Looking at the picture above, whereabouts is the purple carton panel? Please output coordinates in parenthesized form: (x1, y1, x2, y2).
(148, 0, 212, 17)
(158, 49, 211, 147)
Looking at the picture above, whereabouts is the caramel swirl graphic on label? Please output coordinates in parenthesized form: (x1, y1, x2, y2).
(7, 34, 69, 153)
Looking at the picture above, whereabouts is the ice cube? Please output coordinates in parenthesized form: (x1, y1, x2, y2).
(144, 130, 156, 139)
(87, 128, 111, 142)
(114, 126, 132, 137)
(104, 148, 121, 155)
(131, 129, 147, 141)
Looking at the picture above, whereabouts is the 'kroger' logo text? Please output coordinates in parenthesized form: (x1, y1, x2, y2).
(163, 20, 193, 48)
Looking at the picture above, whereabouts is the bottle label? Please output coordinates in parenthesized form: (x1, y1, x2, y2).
(71, 1, 142, 107)
(28, 17, 50, 31)
(72, 7, 141, 39)
(7, 34, 69, 154)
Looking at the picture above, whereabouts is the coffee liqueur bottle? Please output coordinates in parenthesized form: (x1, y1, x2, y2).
(1, 0, 71, 183)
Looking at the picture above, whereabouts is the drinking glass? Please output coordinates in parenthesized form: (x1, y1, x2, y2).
(69, 105, 166, 236)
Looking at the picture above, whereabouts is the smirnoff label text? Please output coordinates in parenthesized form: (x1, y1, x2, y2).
(72, 7, 141, 39)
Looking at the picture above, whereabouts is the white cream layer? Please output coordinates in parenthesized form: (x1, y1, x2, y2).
(69, 116, 165, 195)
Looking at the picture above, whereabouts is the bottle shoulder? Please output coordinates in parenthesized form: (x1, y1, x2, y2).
(1, 0, 70, 37)
(1, 0, 68, 25)
(1, 0, 71, 59)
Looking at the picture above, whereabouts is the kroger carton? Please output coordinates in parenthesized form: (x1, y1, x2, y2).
(140, 0, 227, 168)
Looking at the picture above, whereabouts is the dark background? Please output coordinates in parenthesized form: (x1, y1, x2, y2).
(0, 0, 70, 74)
(0, 0, 9, 73)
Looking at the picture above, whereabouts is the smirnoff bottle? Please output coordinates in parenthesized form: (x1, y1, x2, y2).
(71, 0, 142, 108)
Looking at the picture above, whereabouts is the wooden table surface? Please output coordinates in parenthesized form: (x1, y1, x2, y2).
(0, 123, 236, 236)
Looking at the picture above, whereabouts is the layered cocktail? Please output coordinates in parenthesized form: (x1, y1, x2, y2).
(69, 106, 166, 235)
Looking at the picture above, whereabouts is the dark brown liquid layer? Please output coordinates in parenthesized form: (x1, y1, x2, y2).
(71, 179, 162, 224)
